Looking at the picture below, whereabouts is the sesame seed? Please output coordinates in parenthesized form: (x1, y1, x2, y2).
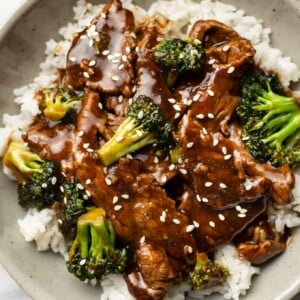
(114, 204, 122, 211)
(121, 194, 129, 199)
(222, 44, 230, 52)
(202, 127, 208, 135)
(89, 60, 96, 67)
(209, 221, 216, 227)
(41, 183, 48, 188)
(207, 89, 215, 96)
(83, 72, 90, 78)
(196, 113, 205, 119)
(193, 94, 200, 101)
(140, 236, 146, 244)
(98, 102, 103, 110)
(136, 130, 143, 137)
(173, 104, 181, 111)
(112, 58, 120, 64)
(85, 178, 92, 185)
(57, 218, 63, 225)
(222, 146, 227, 155)
(131, 32, 137, 38)
(207, 113, 215, 119)
(60, 186, 65, 193)
(224, 154, 232, 160)
(135, 46, 140, 52)
(116, 136, 124, 142)
(77, 183, 84, 190)
(213, 136, 219, 147)
(85, 190, 91, 197)
(168, 98, 176, 104)
(122, 55, 128, 62)
(79, 259, 86, 265)
(102, 50, 110, 56)
(187, 142, 194, 149)
(51, 176, 57, 185)
(168, 164, 176, 171)
(87, 148, 94, 153)
(111, 75, 120, 82)
(78, 130, 84, 137)
(185, 245, 193, 254)
(114, 52, 122, 58)
(202, 197, 209, 203)
(161, 175, 168, 183)
(235, 205, 242, 211)
(101, 12, 106, 18)
(219, 183, 227, 189)
(196, 194, 201, 202)
(173, 218, 180, 224)
(83, 194, 89, 200)
(107, 54, 114, 60)
(174, 112, 181, 119)
(125, 46, 131, 54)
(218, 213, 225, 221)
(126, 154, 133, 159)
(205, 181, 213, 187)
(160, 211, 167, 223)
(193, 220, 200, 228)
(227, 66, 235, 74)
(208, 58, 216, 65)
(245, 182, 252, 191)
(83, 143, 90, 149)
(118, 64, 125, 70)
(88, 39, 94, 47)
(194, 38, 201, 44)
(137, 111, 144, 119)
(153, 156, 159, 164)
(179, 168, 188, 175)
(112, 196, 119, 204)
(238, 213, 246, 218)
(69, 56, 76, 62)
(186, 225, 195, 233)
(105, 177, 112, 186)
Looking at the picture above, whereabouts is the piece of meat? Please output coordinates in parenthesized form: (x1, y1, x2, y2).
(235, 218, 287, 264)
(65, 0, 136, 96)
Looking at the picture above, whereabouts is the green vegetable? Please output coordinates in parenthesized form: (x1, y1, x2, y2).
(237, 69, 300, 167)
(189, 252, 229, 290)
(2, 141, 62, 209)
(98, 95, 174, 166)
(67, 208, 130, 282)
(41, 87, 84, 121)
(153, 38, 206, 87)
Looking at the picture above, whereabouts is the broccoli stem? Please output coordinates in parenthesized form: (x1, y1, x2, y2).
(98, 117, 156, 166)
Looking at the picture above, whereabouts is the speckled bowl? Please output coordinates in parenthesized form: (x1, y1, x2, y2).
(0, 1, 299, 300)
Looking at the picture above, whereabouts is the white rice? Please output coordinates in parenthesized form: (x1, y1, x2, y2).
(1, 0, 300, 299)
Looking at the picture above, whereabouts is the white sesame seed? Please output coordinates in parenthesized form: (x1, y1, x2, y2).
(173, 218, 181, 224)
(116, 136, 124, 142)
(168, 98, 176, 104)
(83, 143, 90, 149)
(238, 213, 246, 218)
(89, 60, 96, 67)
(179, 168, 188, 175)
(205, 181, 213, 187)
(161, 175, 168, 183)
(77, 183, 84, 190)
(207, 89, 215, 96)
(240, 208, 248, 214)
(186, 245, 193, 254)
(196, 194, 201, 202)
(78, 130, 84, 137)
(208, 58, 216, 65)
(193, 220, 200, 228)
(42, 183, 48, 188)
(86, 190, 92, 198)
(168, 164, 176, 171)
(131, 32, 137, 38)
(69, 56, 76, 62)
(88, 39, 94, 47)
(245, 182, 252, 191)
(98, 102, 103, 110)
(222, 44, 230, 52)
(194, 38, 201, 44)
(186, 225, 195, 233)
(202, 197, 209, 203)
(83, 71, 90, 78)
(221, 146, 227, 155)
(135, 46, 140, 52)
(174, 112, 181, 119)
(114, 205, 122, 211)
(209, 221, 216, 227)
(79, 259, 86, 265)
(118, 64, 125, 70)
(173, 104, 181, 111)
(57, 218, 63, 225)
(112, 196, 119, 204)
(160, 212, 166, 223)
(101, 12, 106, 18)
(121, 194, 129, 199)
(218, 213, 225, 221)
(207, 113, 215, 119)
(122, 55, 128, 62)
(235, 205, 242, 211)
(227, 66, 235, 74)
(107, 54, 114, 60)
(85, 178, 92, 185)
(102, 50, 110, 56)
(224, 154, 232, 160)
(125, 46, 131, 54)
(114, 52, 121, 58)
(196, 113, 205, 119)
(87, 148, 94, 153)
(213, 136, 219, 147)
(187, 142, 194, 149)
(140, 236, 146, 244)
(111, 75, 120, 82)
(126, 154, 133, 159)
(193, 94, 200, 101)
(83, 194, 89, 200)
(51, 176, 57, 185)
(112, 58, 120, 64)
(136, 130, 143, 137)
(219, 183, 227, 189)
(60, 186, 65, 193)
(105, 177, 112, 186)
(202, 127, 208, 135)
(137, 111, 144, 119)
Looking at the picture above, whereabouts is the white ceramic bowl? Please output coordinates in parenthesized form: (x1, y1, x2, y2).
(0, 1, 299, 299)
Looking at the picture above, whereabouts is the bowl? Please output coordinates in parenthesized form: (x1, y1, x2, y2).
(0, 0, 299, 299)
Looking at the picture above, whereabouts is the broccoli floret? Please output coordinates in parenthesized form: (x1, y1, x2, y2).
(67, 207, 130, 282)
(153, 38, 206, 87)
(189, 252, 229, 290)
(237, 69, 300, 168)
(40, 87, 84, 121)
(60, 182, 95, 239)
(2, 141, 62, 209)
(98, 95, 174, 166)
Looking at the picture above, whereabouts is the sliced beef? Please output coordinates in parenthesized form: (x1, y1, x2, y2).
(65, 0, 136, 96)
